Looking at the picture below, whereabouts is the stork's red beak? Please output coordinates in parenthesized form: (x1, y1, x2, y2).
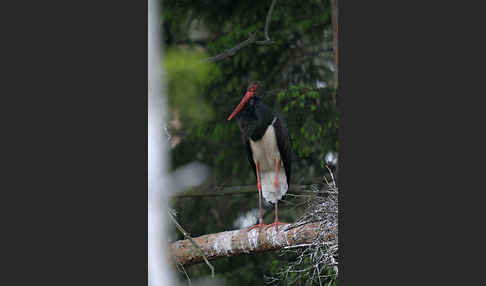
(227, 91, 254, 121)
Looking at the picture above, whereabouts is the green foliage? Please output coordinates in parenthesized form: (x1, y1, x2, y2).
(164, 49, 221, 124)
(276, 85, 338, 159)
(162, 1, 338, 285)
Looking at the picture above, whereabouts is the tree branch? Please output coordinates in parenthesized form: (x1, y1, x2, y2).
(206, 0, 277, 62)
(172, 183, 334, 198)
(206, 32, 259, 63)
(171, 221, 334, 266)
(168, 211, 215, 277)
(255, 0, 277, 45)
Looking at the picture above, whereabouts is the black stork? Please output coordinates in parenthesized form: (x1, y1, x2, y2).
(227, 81, 291, 232)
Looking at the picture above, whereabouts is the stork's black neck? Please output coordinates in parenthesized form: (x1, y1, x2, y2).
(236, 97, 275, 141)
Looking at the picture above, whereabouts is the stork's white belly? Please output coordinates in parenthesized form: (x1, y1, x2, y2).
(249, 123, 288, 203)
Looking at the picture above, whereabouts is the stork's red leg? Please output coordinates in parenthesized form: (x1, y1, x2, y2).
(266, 158, 288, 232)
(248, 162, 267, 231)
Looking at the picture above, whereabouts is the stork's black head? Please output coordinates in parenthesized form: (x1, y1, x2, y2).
(227, 81, 264, 121)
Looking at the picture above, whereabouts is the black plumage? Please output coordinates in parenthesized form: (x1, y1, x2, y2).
(228, 82, 291, 231)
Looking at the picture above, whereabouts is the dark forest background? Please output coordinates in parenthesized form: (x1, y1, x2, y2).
(160, 0, 338, 284)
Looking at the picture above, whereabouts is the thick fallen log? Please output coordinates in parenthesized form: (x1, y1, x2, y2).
(171, 222, 334, 266)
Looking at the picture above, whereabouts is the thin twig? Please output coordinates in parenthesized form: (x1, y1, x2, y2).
(317, 264, 322, 286)
(283, 219, 323, 231)
(330, 255, 338, 277)
(324, 165, 336, 188)
(283, 243, 314, 249)
(265, 0, 277, 39)
(206, 0, 277, 62)
(172, 176, 333, 198)
(175, 262, 192, 286)
(271, 167, 338, 284)
(163, 124, 171, 142)
(256, 0, 277, 44)
(168, 211, 215, 278)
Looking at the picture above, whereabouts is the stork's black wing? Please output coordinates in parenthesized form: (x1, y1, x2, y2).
(274, 116, 291, 186)
(244, 138, 257, 180)
(236, 115, 258, 180)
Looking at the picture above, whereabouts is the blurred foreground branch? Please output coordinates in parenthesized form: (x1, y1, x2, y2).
(171, 222, 334, 266)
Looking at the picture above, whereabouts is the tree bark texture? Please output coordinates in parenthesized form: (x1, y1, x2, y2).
(171, 222, 334, 266)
